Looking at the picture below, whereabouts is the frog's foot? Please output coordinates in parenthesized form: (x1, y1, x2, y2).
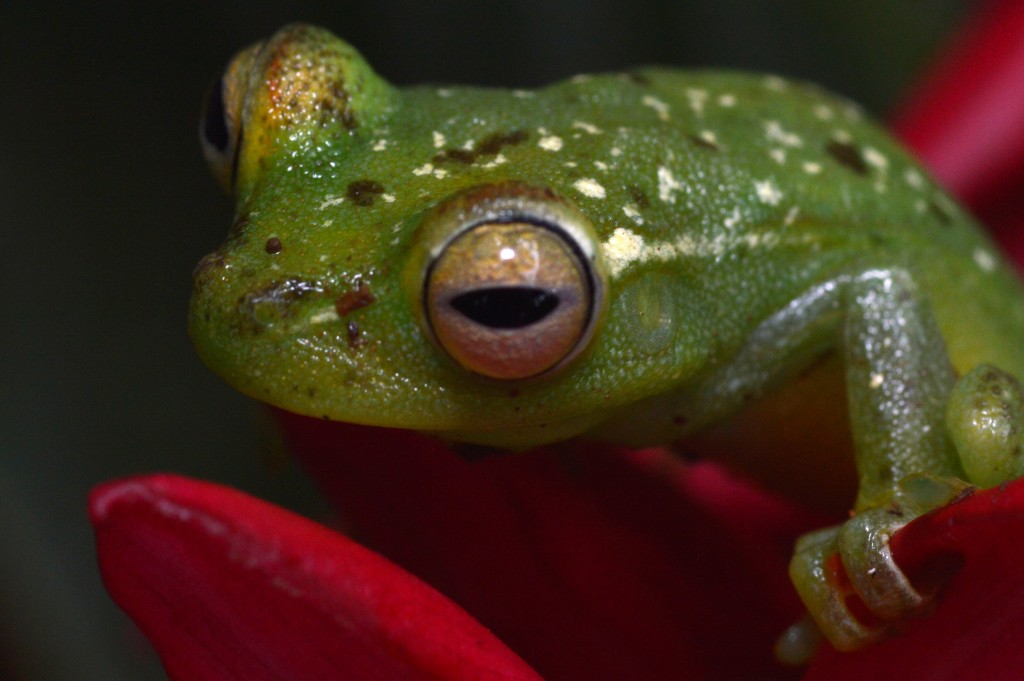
(789, 476, 971, 650)
(789, 512, 920, 650)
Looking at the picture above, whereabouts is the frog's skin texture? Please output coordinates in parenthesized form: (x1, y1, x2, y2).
(193, 24, 1024, 652)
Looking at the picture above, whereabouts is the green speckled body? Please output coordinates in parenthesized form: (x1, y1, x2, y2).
(194, 24, 1024, 650)
(192, 26, 1024, 445)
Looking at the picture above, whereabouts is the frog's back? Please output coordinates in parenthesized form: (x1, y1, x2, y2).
(489, 68, 1024, 378)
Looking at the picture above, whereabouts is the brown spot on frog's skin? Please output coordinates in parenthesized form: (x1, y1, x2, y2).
(334, 282, 377, 317)
(434, 129, 528, 164)
(628, 185, 650, 210)
(346, 179, 385, 206)
(826, 140, 869, 175)
(265, 237, 283, 254)
(929, 198, 953, 225)
(434, 147, 476, 164)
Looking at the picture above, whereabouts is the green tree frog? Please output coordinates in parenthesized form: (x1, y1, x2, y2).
(193, 24, 1024, 651)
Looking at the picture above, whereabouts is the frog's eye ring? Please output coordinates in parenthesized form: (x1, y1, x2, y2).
(421, 184, 606, 380)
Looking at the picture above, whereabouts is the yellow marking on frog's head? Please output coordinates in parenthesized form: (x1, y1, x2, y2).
(200, 24, 398, 198)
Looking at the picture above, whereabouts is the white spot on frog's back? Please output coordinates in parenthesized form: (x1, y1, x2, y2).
(432, 131, 446, 149)
(832, 129, 853, 144)
(763, 75, 788, 92)
(372, 139, 389, 152)
(974, 248, 997, 272)
(479, 153, 507, 170)
(604, 227, 646, 276)
(802, 162, 822, 175)
(699, 130, 720, 147)
(904, 168, 925, 190)
(754, 179, 783, 206)
(538, 134, 563, 151)
(769, 148, 787, 165)
(724, 207, 742, 229)
(717, 93, 737, 108)
(572, 121, 602, 135)
(686, 89, 708, 116)
(813, 104, 834, 121)
(412, 163, 434, 176)
(863, 147, 889, 171)
(658, 166, 685, 203)
(764, 120, 803, 148)
(641, 95, 671, 121)
(573, 177, 606, 199)
(622, 204, 644, 225)
(319, 195, 345, 210)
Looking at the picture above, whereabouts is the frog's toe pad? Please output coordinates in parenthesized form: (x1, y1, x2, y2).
(790, 513, 928, 651)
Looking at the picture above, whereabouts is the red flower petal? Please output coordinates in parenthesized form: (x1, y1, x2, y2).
(805, 478, 1024, 680)
(89, 474, 543, 681)
(277, 411, 819, 681)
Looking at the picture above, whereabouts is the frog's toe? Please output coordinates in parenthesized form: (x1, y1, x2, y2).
(790, 511, 928, 650)
(835, 508, 926, 619)
(789, 527, 873, 649)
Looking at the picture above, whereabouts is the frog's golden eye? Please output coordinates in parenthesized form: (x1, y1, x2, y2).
(421, 184, 605, 380)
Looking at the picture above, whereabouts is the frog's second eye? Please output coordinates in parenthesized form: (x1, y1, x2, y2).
(200, 77, 231, 156)
(199, 73, 243, 193)
(425, 220, 598, 380)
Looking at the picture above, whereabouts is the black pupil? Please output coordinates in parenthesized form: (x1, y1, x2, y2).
(450, 287, 559, 329)
(201, 76, 230, 153)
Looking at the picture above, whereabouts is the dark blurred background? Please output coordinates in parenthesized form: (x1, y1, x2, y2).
(0, 1, 967, 678)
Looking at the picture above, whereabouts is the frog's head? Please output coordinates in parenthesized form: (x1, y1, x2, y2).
(192, 25, 711, 448)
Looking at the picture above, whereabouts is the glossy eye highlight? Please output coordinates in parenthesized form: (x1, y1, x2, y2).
(426, 217, 597, 380)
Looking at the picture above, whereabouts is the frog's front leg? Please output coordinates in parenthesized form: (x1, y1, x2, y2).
(671, 268, 1004, 650)
(790, 268, 980, 649)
